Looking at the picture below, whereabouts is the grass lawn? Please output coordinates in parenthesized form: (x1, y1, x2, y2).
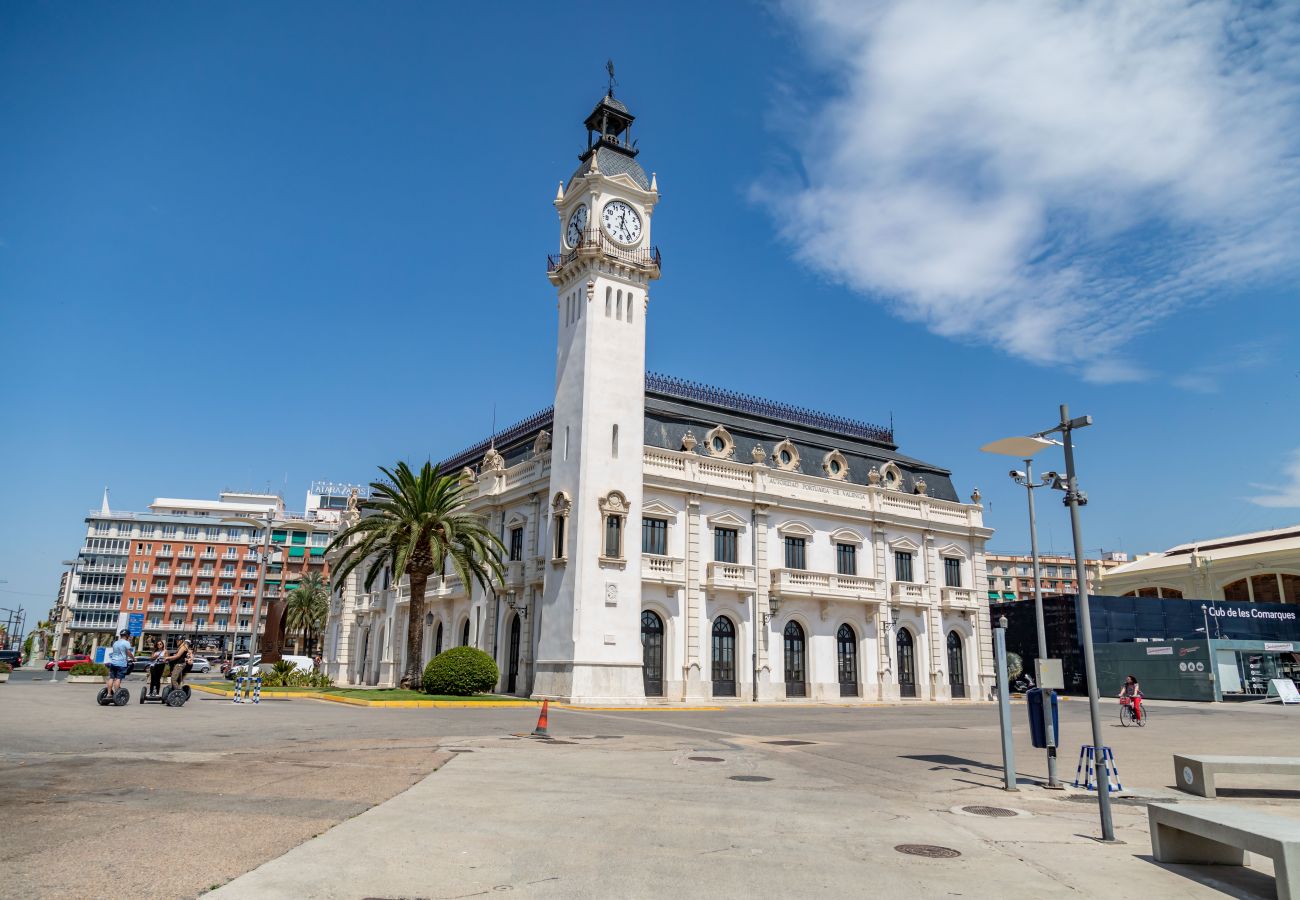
(196, 683, 531, 702)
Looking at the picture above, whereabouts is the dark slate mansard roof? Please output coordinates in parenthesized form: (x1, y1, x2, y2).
(567, 145, 650, 191)
(436, 375, 960, 503)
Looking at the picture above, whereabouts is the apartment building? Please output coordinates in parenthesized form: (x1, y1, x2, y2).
(66, 485, 347, 655)
(984, 551, 1129, 603)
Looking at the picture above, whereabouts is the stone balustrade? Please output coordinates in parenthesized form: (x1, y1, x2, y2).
(770, 568, 885, 601)
(641, 554, 685, 585)
(706, 562, 757, 592)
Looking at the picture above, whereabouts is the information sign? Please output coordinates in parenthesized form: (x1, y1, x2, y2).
(1268, 679, 1300, 704)
(127, 613, 144, 636)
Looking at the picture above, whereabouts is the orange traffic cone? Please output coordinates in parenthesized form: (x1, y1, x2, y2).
(532, 699, 550, 738)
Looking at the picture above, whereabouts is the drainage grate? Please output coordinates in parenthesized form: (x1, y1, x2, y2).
(895, 844, 962, 859)
(689, 756, 725, 762)
(729, 775, 773, 783)
(763, 740, 815, 746)
(961, 805, 1016, 818)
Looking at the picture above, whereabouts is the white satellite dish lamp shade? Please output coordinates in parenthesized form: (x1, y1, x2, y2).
(979, 436, 1060, 458)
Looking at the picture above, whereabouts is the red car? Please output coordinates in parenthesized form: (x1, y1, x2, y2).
(44, 654, 93, 671)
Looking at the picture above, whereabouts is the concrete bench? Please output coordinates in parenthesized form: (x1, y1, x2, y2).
(1174, 754, 1300, 799)
(1149, 802, 1300, 900)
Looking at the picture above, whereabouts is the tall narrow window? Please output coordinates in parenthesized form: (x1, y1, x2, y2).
(604, 515, 622, 558)
(564, 426, 570, 461)
(714, 527, 738, 564)
(627, 292, 634, 323)
(784, 537, 806, 570)
(606, 286, 612, 317)
(943, 557, 962, 588)
(617, 289, 623, 320)
(553, 515, 566, 560)
(895, 551, 914, 583)
(612, 423, 619, 458)
(836, 543, 857, 576)
(509, 527, 524, 562)
(642, 518, 667, 556)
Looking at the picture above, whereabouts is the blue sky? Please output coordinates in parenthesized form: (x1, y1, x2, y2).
(2, 1, 1299, 616)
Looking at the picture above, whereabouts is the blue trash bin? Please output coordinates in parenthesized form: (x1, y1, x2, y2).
(1026, 688, 1060, 749)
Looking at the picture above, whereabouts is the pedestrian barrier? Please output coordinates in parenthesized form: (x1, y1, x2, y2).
(1073, 745, 1122, 792)
(233, 674, 262, 704)
(532, 699, 550, 737)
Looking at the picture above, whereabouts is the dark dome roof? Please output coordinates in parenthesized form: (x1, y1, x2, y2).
(568, 146, 650, 190)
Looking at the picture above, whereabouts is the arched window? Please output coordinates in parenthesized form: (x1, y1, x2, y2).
(434, 622, 443, 656)
(947, 631, 966, 698)
(837, 624, 857, 697)
(461, 619, 470, 647)
(783, 620, 807, 697)
(617, 289, 623, 320)
(897, 628, 916, 698)
(627, 291, 634, 323)
(606, 286, 612, 317)
(641, 610, 664, 697)
(506, 615, 521, 694)
(711, 616, 736, 697)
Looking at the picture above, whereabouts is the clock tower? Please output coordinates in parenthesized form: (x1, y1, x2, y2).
(535, 88, 661, 703)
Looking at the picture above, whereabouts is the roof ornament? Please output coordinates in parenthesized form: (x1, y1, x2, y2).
(650, 172, 658, 192)
(681, 430, 698, 453)
(555, 181, 565, 202)
(751, 443, 767, 466)
(606, 59, 617, 98)
(970, 487, 982, 505)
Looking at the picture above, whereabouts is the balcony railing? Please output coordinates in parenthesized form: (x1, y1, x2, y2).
(501, 560, 525, 590)
(154, 548, 175, 558)
(640, 554, 685, 585)
(941, 587, 979, 610)
(706, 562, 756, 592)
(79, 564, 127, 575)
(150, 585, 168, 594)
(547, 228, 662, 277)
(890, 582, 928, 605)
(770, 569, 885, 602)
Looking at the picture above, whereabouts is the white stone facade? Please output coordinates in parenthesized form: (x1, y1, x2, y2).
(324, 92, 995, 704)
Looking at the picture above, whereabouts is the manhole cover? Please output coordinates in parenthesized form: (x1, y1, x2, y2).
(962, 805, 1016, 818)
(895, 844, 961, 859)
(689, 756, 725, 762)
(763, 740, 815, 746)
(729, 775, 773, 783)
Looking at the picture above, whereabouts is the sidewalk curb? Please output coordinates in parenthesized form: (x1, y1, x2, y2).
(191, 684, 539, 708)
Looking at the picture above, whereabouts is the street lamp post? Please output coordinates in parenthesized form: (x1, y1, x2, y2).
(985, 406, 1114, 842)
(223, 514, 276, 672)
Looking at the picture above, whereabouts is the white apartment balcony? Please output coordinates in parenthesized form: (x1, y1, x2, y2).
(79, 564, 127, 575)
(82, 544, 128, 556)
(149, 603, 164, 611)
(200, 551, 217, 560)
(263, 588, 280, 599)
(153, 566, 171, 576)
(706, 562, 756, 592)
(770, 569, 885, 602)
(193, 587, 209, 596)
(890, 582, 929, 606)
(193, 603, 209, 612)
(217, 588, 234, 596)
(244, 551, 259, 561)
(150, 584, 168, 594)
(223, 551, 238, 560)
(173, 603, 187, 612)
(642, 555, 685, 585)
(198, 569, 215, 577)
(433, 574, 465, 598)
(240, 588, 255, 596)
(216, 605, 232, 613)
(155, 547, 175, 558)
(941, 587, 980, 611)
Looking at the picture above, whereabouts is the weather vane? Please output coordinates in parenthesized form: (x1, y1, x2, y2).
(606, 59, 617, 97)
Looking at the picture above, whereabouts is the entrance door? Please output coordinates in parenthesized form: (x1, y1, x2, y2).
(947, 631, 966, 698)
(641, 610, 664, 697)
(837, 624, 858, 697)
(784, 621, 807, 698)
(434, 622, 443, 657)
(897, 629, 916, 698)
(506, 615, 521, 694)
(712, 616, 736, 697)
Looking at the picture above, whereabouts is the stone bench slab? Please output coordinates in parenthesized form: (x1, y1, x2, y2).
(1149, 802, 1300, 900)
(1174, 754, 1300, 798)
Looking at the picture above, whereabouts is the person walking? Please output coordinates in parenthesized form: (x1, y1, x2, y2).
(106, 630, 135, 697)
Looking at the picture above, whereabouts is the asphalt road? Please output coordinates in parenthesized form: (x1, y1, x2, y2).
(5, 673, 1298, 898)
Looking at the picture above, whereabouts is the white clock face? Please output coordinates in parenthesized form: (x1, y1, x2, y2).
(565, 204, 588, 247)
(601, 200, 642, 245)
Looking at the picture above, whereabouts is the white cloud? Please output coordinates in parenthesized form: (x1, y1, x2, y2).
(1250, 449, 1300, 508)
(760, 1, 1300, 377)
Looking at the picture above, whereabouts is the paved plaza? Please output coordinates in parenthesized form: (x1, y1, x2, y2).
(4, 670, 1299, 898)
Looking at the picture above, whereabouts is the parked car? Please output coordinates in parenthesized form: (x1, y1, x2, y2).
(44, 654, 93, 671)
(226, 655, 261, 679)
(0, 650, 23, 669)
(189, 657, 211, 674)
(131, 657, 156, 673)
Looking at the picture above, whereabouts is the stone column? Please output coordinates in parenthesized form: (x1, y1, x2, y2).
(873, 525, 895, 698)
(684, 495, 706, 699)
(972, 537, 995, 698)
(754, 505, 777, 700)
(925, 530, 947, 701)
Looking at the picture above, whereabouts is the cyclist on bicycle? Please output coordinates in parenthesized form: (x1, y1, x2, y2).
(1118, 674, 1142, 721)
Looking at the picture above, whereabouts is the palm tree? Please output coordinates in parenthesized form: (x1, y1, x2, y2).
(285, 573, 330, 654)
(328, 460, 504, 688)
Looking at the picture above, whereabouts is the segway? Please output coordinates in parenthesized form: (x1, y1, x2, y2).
(97, 686, 131, 706)
(140, 682, 191, 707)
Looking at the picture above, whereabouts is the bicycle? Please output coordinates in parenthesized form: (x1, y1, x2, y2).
(1119, 695, 1146, 727)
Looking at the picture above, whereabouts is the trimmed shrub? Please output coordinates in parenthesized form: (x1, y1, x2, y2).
(0, 662, 12, 674)
(70, 662, 109, 676)
(422, 647, 499, 696)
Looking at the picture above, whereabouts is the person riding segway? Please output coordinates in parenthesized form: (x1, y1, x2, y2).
(97, 630, 134, 707)
(139, 638, 194, 707)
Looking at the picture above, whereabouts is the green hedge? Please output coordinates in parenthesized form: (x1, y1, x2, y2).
(69, 662, 109, 676)
(0, 662, 11, 674)
(422, 647, 498, 696)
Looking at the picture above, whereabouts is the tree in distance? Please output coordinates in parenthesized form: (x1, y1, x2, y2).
(328, 461, 504, 689)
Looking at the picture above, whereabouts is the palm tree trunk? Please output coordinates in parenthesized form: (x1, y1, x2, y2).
(403, 572, 428, 689)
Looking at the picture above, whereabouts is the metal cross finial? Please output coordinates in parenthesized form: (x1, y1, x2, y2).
(606, 59, 617, 97)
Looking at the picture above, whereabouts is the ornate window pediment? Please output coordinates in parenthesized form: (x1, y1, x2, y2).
(552, 491, 572, 515)
(776, 520, 815, 538)
(642, 498, 679, 518)
(598, 490, 629, 516)
(704, 425, 735, 459)
(772, 439, 800, 471)
(823, 449, 849, 481)
(937, 543, 968, 560)
(506, 512, 527, 530)
(707, 510, 748, 530)
(888, 535, 921, 553)
(829, 527, 865, 545)
(599, 490, 629, 566)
